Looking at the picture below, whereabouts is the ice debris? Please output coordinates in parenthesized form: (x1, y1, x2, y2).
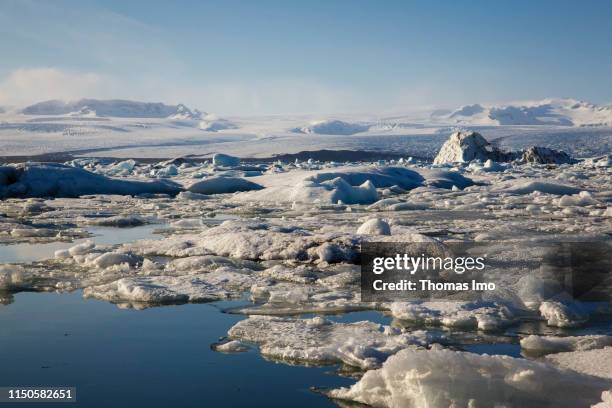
(226, 316, 444, 369)
(329, 347, 612, 408)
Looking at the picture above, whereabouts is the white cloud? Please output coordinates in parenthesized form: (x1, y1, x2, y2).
(0, 67, 455, 116)
(0, 68, 107, 106)
(0, 67, 365, 115)
(179, 79, 361, 116)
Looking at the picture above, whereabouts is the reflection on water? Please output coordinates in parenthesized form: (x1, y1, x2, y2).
(0, 291, 352, 408)
(0, 224, 161, 264)
(1, 221, 610, 406)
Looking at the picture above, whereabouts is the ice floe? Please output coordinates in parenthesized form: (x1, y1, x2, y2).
(329, 347, 612, 407)
(0, 163, 181, 198)
(521, 334, 612, 356)
(226, 316, 444, 369)
(547, 347, 612, 380)
(188, 177, 263, 195)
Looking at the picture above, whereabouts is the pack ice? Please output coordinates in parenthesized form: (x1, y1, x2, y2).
(0, 126, 610, 406)
(328, 347, 612, 408)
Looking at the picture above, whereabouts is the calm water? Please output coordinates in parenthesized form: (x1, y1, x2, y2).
(0, 224, 355, 407)
(1, 225, 607, 407)
(0, 292, 354, 408)
(0, 225, 161, 264)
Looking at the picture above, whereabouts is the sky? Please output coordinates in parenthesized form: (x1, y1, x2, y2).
(0, 0, 611, 115)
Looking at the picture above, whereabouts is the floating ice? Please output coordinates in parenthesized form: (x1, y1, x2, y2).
(329, 347, 612, 408)
(539, 301, 588, 328)
(289, 177, 378, 205)
(521, 146, 574, 164)
(433, 131, 511, 164)
(86, 215, 146, 227)
(356, 218, 391, 235)
(521, 334, 612, 356)
(212, 340, 249, 353)
(212, 153, 240, 167)
(557, 191, 599, 207)
(234, 166, 472, 204)
(0, 163, 181, 198)
(188, 177, 263, 194)
(389, 301, 517, 331)
(0, 265, 31, 289)
(83, 267, 254, 306)
(547, 347, 612, 380)
(494, 178, 582, 195)
(226, 316, 444, 369)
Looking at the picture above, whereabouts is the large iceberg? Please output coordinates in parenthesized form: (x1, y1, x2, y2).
(433, 131, 512, 164)
(434, 130, 574, 165)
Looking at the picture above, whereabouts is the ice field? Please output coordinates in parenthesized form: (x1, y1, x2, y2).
(0, 99, 611, 407)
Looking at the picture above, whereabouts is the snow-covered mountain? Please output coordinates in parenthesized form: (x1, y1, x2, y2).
(433, 98, 612, 127)
(67, 105, 97, 118)
(22, 99, 180, 118)
(167, 104, 204, 121)
(20, 99, 238, 132)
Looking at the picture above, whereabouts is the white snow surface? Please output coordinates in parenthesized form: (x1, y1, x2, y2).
(293, 119, 370, 135)
(329, 347, 612, 408)
(521, 334, 612, 355)
(547, 347, 612, 380)
(3, 97, 611, 159)
(0, 120, 609, 406)
(227, 316, 444, 369)
(439, 98, 612, 127)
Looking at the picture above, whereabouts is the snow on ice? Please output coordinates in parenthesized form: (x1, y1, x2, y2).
(0, 122, 610, 406)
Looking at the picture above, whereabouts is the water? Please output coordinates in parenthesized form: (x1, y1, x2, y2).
(0, 223, 355, 407)
(0, 291, 353, 408)
(1, 224, 608, 406)
(0, 225, 161, 264)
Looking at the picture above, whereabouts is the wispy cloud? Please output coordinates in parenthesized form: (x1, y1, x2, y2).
(0, 67, 365, 115)
(0, 68, 106, 106)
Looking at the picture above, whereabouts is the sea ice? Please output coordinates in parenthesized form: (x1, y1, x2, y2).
(547, 347, 612, 379)
(329, 347, 612, 408)
(356, 218, 391, 235)
(188, 177, 263, 194)
(521, 334, 612, 356)
(226, 315, 444, 369)
(539, 301, 588, 327)
(83, 267, 255, 306)
(0, 163, 181, 198)
(212, 153, 240, 167)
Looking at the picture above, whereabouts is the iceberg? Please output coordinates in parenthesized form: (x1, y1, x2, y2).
(0, 163, 181, 198)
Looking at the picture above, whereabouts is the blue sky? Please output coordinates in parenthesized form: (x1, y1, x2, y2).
(0, 0, 611, 114)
